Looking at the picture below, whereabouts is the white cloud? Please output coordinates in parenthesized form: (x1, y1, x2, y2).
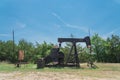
(0, 34, 10, 37)
(66, 24, 88, 33)
(12, 21, 26, 30)
(52, 12, 89, 33)
(53, 24, 61, 28)
(102, 32, 113, 39)
(101, 28, 120, 39)
(16, 22, 26, 28)
(52, 12, 66, 25)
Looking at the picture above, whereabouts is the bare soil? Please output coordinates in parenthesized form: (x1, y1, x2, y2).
(0, 71, 120, 80)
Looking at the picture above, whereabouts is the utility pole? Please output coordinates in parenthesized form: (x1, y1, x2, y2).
(12, 30, 15, 57)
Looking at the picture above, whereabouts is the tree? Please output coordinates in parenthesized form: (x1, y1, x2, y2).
(91, 34, 106, 62)
(18, 39, 34, 62)
(106, 35, 120, 63)
(0, 40, 6, 61)
(33, 41, 53, 63)
(1, 33, 120, 63)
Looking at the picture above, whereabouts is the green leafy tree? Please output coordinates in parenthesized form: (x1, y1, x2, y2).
(18, 39, 34, 62)
(33, 41, 53, 63)
(0, 40, 6, 61)
(91, 34, 106, 62)
(106, 35, 120, 63)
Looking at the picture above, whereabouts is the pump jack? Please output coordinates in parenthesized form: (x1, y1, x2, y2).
(37, 36, 91, 68)
(58, 36, 91, 67)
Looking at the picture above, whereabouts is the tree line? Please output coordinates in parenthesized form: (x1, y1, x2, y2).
(0, 34, 120, 63)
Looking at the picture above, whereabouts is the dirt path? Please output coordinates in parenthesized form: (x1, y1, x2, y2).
(0, 71, 119, 80)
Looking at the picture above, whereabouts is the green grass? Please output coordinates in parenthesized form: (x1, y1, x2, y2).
(0, 62, 120, 79)
(0, 62, 36, 72)
(97, 63, 120, 71)
(0, 62, 120, 72)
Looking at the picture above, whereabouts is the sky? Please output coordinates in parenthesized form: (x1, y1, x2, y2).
(0, 0, 120, 44)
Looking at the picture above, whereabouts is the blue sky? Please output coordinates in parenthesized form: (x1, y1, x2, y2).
(0, 0, 120, 44)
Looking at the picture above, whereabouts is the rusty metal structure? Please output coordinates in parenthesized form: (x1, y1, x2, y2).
(16, 50, 25, 67)
(37, 36, 91, 68)
(37, 48, 64, 68)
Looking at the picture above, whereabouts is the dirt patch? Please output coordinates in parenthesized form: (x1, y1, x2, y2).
(0, 71, 118, 80)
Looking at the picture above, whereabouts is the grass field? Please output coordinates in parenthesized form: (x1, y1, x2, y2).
(0, 62, 120, 80)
